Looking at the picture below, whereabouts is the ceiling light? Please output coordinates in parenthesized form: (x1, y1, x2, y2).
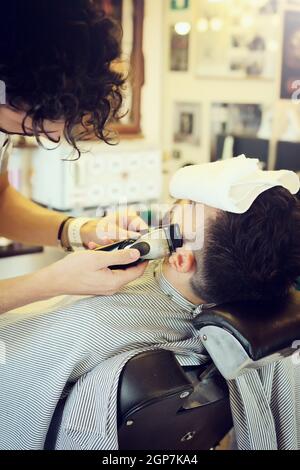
(174, 22, 191, 36)
(197, 18, 209, 32)
(210, 17, 224, 32)
(241, 15, 254, 29)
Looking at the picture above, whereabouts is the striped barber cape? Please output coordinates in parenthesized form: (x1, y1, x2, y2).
(0, 261, 299, 450)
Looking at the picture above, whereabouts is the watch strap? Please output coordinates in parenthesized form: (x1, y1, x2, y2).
(68, 217, 92, 251)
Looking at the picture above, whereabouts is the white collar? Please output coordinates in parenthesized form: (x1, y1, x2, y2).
(154, 261, 199, 314)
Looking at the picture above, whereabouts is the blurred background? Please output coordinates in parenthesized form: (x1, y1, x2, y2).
(2, 0, 300, 276)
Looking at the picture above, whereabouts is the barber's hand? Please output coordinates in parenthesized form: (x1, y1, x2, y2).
(40, 249, 148, 297)
(80, 211, 148, 247)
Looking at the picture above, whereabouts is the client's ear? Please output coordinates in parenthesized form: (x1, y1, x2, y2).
(169, 249, 195, 274)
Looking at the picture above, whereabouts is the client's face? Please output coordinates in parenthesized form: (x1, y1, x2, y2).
(0, 105, 65, 142)
(170, 199, 218, 249)
(166, 199, 219, 276)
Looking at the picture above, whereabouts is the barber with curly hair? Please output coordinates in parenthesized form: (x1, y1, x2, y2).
(0, 0, 149, 314)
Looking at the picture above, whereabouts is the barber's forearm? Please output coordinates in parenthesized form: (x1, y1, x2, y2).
(0, 269, 57, 314)
(0, 183, 67, 247)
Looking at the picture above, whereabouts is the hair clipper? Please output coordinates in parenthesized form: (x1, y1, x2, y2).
(94, 223, 183, 270)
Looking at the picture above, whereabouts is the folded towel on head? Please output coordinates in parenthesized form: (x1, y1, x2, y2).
(169, 155, 300, 214)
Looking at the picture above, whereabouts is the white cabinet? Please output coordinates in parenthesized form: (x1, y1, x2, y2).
(31, 143, 163, 211)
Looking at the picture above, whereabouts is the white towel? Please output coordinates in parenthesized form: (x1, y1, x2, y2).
(169, 155, 300, 214)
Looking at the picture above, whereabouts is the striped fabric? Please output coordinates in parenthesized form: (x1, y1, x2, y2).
(0, 261, 299, 449)
(228, 361, 300, 450)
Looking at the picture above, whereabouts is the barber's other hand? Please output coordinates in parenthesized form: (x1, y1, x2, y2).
(38, 249, 148, 297)
(80, 210, 149, 247)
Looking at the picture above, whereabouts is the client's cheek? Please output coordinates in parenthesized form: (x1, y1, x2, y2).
(184, 206, 205, 243)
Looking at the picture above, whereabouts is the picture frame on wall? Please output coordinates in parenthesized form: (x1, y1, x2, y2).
(210, 102, 272, 165)
(171, 0, 189, 11)
(280, 10, 300, 100)
(173, 102, 201, 146)
(286, 0, 300, 7)
(195, 0, 279, 80)
(170, 26, 190, 72)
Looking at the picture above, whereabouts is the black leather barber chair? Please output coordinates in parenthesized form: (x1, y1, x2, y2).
(118, 351, 232, 450)
(46, 290, 300, 451)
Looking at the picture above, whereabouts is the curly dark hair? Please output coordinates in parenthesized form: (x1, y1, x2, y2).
(0, 0, 125, 155)
(191, 187, 300, 305)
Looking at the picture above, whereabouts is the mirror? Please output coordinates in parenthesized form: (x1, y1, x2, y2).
(195, 0, 279, 80)
(97, 0, 145, 136)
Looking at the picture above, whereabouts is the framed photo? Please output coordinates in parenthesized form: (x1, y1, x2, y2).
(280, 10, 300, 100)
(171, 0, 189, 10)
(210, 103, 273, 165)
(173, 103, 201, 146)
(286, 0, 300, 7)
(170, 26, 190, 72)
(195, 0, 279, 80)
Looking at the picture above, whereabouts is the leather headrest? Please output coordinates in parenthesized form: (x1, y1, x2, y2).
(194, 290, 300, 361)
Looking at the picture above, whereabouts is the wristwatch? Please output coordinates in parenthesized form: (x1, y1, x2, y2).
(67, 217, 93, 251)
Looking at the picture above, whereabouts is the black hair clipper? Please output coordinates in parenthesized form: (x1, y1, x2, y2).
(94, 223, 183, 270)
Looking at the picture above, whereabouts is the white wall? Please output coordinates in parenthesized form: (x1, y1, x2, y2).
(0, 248, 65, 280)
(141, 0, 164, 146)
(161, 0, 285, 176)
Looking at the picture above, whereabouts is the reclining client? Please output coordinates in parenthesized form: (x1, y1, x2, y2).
(0, 157, 300, 451)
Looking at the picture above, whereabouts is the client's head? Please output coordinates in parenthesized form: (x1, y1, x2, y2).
(164, 187, 300, 305)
